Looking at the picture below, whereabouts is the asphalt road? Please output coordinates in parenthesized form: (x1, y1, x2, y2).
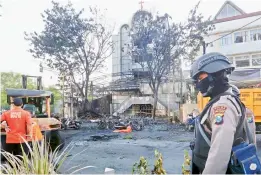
(58, 122, 261, 174)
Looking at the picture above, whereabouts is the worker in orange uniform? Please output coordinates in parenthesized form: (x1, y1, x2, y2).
(0, 98, 33, 156)
(27, 115, 43, 143)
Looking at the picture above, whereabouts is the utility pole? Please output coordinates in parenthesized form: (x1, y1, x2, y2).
(62, 74, 65, 118)
(70, 80, 73, 118)
(203, 41, 206, 55)
(166, 15, 171, 119)
(180, 59, 183, 105)
(172, 66, 176, 121)
(90, 81, 94, 102)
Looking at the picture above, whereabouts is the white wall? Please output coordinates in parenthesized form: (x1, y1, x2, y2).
(211, 15, 261, 35)
(204, 15, 261, 53)
(200, 15, 261, 69)
(206, 40, 261, 56)
(112, 34, 120, 81)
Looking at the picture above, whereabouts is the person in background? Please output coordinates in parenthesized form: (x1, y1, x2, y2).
(230, 84, 256, 145)
(27, 114, 43, 144)
(23, 98, 37, 116)
(0, 98, 33, 157)
(192, 108, 200, 118)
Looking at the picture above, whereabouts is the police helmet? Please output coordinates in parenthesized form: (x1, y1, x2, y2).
(230, 84, 240, 97)
(190, 52, 235, 81)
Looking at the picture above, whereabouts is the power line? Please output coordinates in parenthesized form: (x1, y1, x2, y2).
(206, 16, 261, 46)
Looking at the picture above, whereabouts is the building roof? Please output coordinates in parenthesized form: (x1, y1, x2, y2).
(214, 11, 261, 24)
(213, 0, 261, 24)
(214, 1, 245, 20)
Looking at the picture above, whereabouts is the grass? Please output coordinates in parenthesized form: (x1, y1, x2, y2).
(176, 139, 192, 142)
(0, 138, 94, 174)
(124, 134, 133, 140)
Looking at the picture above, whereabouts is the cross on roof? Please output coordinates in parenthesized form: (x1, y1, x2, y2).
(139, 0, 144, 10)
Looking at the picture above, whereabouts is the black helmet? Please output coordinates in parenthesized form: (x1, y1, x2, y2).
(190, 52, 235, 81)
(230, 84, 240, 97)
(190, 52, 234, 97)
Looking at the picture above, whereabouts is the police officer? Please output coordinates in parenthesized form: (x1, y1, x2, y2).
(230, 84, 256, 145)
(190, 52, 251, 174)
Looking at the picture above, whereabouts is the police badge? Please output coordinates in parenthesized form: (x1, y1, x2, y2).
(247, 116, 253, 123)
(213, 106, 227, 125)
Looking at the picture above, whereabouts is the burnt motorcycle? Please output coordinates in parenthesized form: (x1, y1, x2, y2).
(61, 118, 82, 130)
(114, 119, 144, 131)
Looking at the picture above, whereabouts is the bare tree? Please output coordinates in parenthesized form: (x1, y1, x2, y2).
(129, 2, 214, 118)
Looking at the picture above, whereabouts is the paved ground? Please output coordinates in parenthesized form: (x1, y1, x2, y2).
(59, 122, 261, 174)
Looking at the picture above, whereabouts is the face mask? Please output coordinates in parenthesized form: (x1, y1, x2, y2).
(196, 77, 211, 96)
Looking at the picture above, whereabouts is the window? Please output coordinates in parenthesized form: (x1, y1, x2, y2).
(252, 54, 261, 66)
(234, 31, 248, 43)
(235, 56, 250, 67)
(250, 29, 261, 41)
(227, 4, 240, 17)
(216, 4, 241, 19)
(220, 34, 232, 46)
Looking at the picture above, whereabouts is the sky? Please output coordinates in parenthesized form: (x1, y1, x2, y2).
(0, 0, 261, 87)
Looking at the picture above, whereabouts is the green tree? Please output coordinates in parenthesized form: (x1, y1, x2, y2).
(24, 1, 113, 110)
(45, 86, 62, 102)
(44, 86, 62, 113)
(1, 72, 36, 109)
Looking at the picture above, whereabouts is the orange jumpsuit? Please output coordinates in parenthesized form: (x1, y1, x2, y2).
(27, 122, 43, 142)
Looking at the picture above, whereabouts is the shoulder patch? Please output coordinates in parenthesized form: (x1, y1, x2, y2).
(246, 111, 254, 123)
(213, 106, 227, 125)
(247, 117, 253, 123)
(213, 106, 227, 114)
(214, 115, 223, 125)
(247, 114, 254, 123)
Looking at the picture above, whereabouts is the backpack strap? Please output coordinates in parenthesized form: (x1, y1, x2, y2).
(198, 91, 247, 146)
(199, 91, 234, 123)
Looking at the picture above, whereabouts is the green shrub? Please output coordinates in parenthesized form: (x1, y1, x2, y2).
(132, 150, 166, 175)
(1, 138, 94, 174)
(124, 134, 133, 140)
